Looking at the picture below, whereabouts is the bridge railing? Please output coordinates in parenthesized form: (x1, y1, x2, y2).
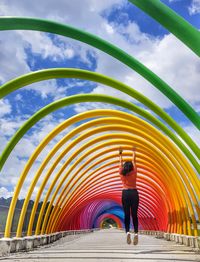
(1, 228, 199, 256)
(0, 228, 100, 256)
(139, 230, 200, 249)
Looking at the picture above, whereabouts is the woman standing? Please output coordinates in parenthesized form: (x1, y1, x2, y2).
(119, 146, 139, 245)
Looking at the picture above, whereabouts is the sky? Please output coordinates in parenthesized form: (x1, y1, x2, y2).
(0, 0, 200, 199)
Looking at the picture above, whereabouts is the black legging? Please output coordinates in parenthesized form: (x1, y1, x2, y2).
(122, 189, 139, 233)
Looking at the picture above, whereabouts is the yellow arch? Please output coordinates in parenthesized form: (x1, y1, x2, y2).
(5, 110, 199, 238)
(47, 145, 192, 235)
(33, 132, 197, 236)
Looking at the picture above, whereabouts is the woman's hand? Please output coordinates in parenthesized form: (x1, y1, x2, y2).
(119, 146, 123, 154)
(119, 147, 123, 167)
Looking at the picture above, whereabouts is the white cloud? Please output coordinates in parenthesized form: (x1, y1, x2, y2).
(0, 187, 13, 198)
(0, 99, 12, 117)
(91, 84, 136, 103)
(0, 115, 29, 137)
(0, 31, 30, 83)
(0, 119, 22, 137)
(55, 36, 97, 67)
(15, 94, 23, 102)
(0, 0, 125, 83)
(74, 102, 121, 113)
(18, 31, 69, 61)
(104, 23, 115, 34)
(64, 48, 75, 59)
(184, 124, 200, 146)
(115, 20, 153, 45)
(189, 0, 200, 15)
(0, 111, 76, 199)
(96, 28, 200, 110)
(26, 80, 68, 100)
(0, 0, 125, 24)
(0, 30, 91, 85)
(141, 33, 200, 104)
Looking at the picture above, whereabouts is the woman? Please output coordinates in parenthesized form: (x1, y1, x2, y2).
(119, 146, 139, 245)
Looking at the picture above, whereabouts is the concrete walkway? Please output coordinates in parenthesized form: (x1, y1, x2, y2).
(0, 229, 199, 262)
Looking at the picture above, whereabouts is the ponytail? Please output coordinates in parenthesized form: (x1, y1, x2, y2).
(122, 161, 133, 176)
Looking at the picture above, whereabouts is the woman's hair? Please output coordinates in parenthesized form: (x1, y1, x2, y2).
(122, 161, 134, 176)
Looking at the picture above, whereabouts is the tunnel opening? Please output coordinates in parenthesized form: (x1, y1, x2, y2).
(101, 218, 118, 229)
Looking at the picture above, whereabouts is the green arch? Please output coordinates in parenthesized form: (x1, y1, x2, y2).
(129, 0, 200, 57)
(0, 17, 199, 129)
(0, 93, 199, 174)
(0, 68, 199, 164)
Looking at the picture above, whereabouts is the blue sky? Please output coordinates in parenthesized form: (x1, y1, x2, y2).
(0, 0, 199, 198)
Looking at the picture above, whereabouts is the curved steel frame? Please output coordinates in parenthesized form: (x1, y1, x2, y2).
(0, 1, 199, 238)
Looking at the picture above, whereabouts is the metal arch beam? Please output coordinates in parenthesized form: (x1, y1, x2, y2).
(0, 17, 199, 127)
(84, 201, 118, 229)
(29, 122, 198, 236)
(47, 151, 175, 233)
(14, 116, 198, 235)
(82, 201, 124, 229)
(64, 187, 165, 231)
(61, 186, 164, 231)
(52, 167, 170, 232)
(38, 133, 195, 236)
(80, 190, 164, 231)
(58, 178, 168, 232)
(30, 113, 198, 222)
(92, 204, 121, 230)
(5, 112, 199, 237)
(46, 161, 170, 232)
(23, 139, 183, 235)
(43, 141, 192, 235)
(66, 193, 121, 230)
(64, 191, 170, 232)
(0, 69, 199, 170)
(81, 201, 118, 229)
(12, 109, 200, 236)
(27, 131, 167, 234)
(62, 186, 177, 233)
(58, 144, 184, 232)
(76, 192, 166, 232)
(36, 136, 177, 234)
(5, 107, 196, 236)
(50, 151, 188, 235)
(129, 0, 200, 57)
(65, 190, 166, 231)
(25, 112, 171, 234)
(1, 100, 198, 237)
(52, 167, 169, 224)
(59, 164, 170, 221)
(13, 111, 198, 234)
(69, 197, 159, 231)
(58, 187, 172, 233)
(65, 176, 167, 221)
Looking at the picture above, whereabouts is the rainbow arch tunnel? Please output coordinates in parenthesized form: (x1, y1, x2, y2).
(0, 0, 199, 238)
